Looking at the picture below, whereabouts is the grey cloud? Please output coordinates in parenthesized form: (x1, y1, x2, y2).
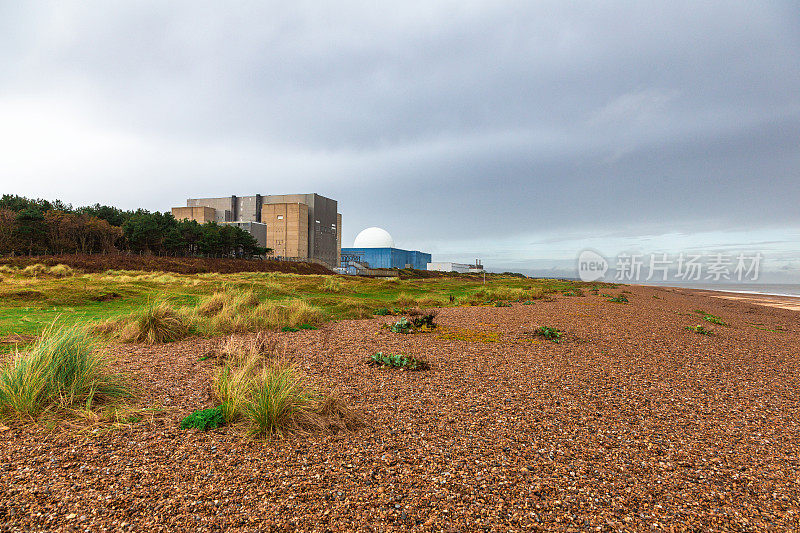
(0, 1, 798, 270)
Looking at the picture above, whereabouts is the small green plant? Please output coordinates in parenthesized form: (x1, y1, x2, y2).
(298, 323, 317, 330)
(390, 318, 413, 334)
(369, 352, 429, 370)
(410, 313, 436, 329)
(686, 325, 713, 335)
(534, 326, 562, 342)
(608, 295, 628, 303)
(702, 314, 727, 326)
(198, 355, 212, 362)
(180, 405, 226, 431)
(374, 308, 390, 316)
(494, 301, 511, 307)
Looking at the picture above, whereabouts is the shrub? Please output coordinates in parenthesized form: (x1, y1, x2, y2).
(180, 406, 226, 430)
(534, 326, 562, 342)
(369, 352, 429, 370)
(608, 294, 629, 303)
(409, 311, 437, 329)
(494, 301, 511, 307)
(119, 302, 190, 344)
(0, 325, 133, 419)
(374, 307, 390, 316)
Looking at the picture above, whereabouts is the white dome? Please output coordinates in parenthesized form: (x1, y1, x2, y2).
(353, 227, 395, 248)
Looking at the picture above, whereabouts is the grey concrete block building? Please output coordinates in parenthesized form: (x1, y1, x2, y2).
(172, 193, 341, 267)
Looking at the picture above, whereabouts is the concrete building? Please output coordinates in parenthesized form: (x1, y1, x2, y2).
(225, 221, 268, 249)
(341, 227, 431, 272)
(171, 193, 341, 266)
(427, 261, 484, 273)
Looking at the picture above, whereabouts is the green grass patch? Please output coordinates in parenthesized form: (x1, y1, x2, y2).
(0, 270, 614, 341)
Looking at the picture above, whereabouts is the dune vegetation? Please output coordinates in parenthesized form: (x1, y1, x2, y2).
(0, 265, 608, 351)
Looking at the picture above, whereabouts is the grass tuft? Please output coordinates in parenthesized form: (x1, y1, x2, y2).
(0, 325, 133, 419)
(119, 302, 190, 344)
(212, 340, 361, 438)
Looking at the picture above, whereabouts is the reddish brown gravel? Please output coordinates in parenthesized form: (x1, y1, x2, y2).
(2, 285, 800, 531)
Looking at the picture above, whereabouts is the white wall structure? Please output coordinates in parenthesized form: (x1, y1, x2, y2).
(427, 262, 471, 273)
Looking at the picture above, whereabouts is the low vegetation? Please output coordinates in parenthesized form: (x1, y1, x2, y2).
(534, 326, 562, 343)
(0, 263, 611, 341)
(180, 406, 226, 431)
(608, 294, 629, 303)
(369, 352, 429, 370)
(210, 336, 361, 437)
(686, 325, 713, 335)
(0, 325, 133, 419)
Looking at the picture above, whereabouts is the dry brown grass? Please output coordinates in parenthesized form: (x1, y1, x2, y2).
(212, 335, 362, 437)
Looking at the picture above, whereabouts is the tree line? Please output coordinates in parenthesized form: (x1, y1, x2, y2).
(0, 195, 269, 258)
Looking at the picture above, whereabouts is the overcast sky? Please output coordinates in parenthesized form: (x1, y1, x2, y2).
(1, 1, 798, 279)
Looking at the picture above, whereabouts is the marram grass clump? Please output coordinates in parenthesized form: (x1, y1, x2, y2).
(119, 302, 190, 344)
(212, 338, 361, 438)
(0, 325, 133, 419)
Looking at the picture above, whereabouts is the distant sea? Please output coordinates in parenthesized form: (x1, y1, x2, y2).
(638, 282, 800, 298)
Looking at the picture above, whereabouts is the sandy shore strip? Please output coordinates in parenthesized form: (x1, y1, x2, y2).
(695, 290, 800, 312)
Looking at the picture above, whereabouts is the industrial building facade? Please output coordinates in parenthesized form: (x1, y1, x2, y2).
(341, 247, 431, 270)
(172, 193, 341, 267)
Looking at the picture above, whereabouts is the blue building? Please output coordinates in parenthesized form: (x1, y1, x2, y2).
(341, 227, 431, 271)
(341, 247, 431, 270)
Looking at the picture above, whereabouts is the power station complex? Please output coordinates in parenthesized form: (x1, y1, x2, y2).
(172, 194, 341, 267)
(172, 192, 480, 273)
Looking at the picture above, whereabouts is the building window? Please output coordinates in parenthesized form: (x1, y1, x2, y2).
(277, 215, 283, 220)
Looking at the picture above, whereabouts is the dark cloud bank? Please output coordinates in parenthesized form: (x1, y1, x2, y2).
(1, 1, 798, 274)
